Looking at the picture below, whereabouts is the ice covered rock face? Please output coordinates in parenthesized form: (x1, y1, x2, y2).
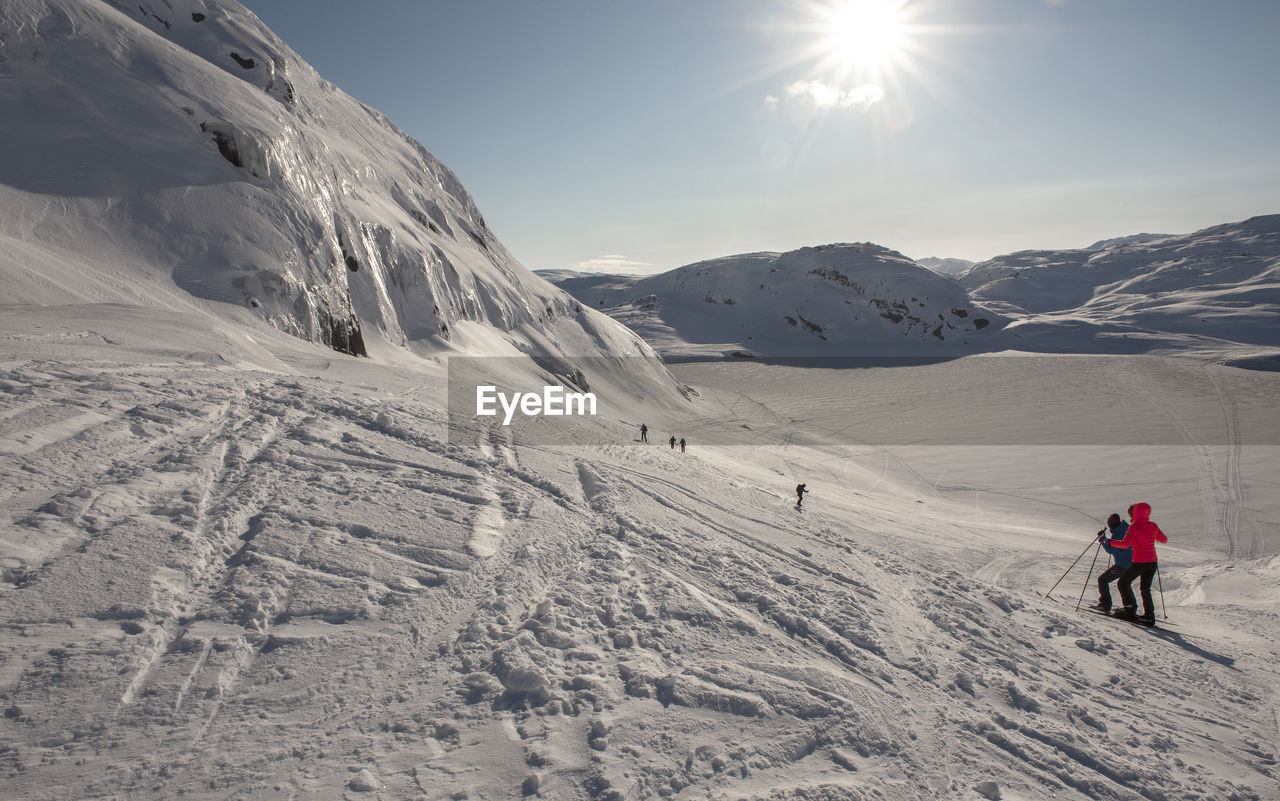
(0, 0, 646, 359)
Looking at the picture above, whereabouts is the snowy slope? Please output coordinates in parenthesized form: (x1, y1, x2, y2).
(0, 0, 652, 363)
(2, 307, 1279, 801)
(916, 256, 975, 277)
(545, 218, 1280, 361)
(1086, 233, 1174, 251)
(545, 244, 1002, 359)
(534, 270, 642, 314)
(961, 215, 1280, 353)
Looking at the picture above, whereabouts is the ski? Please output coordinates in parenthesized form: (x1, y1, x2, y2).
(1082, 607, 1169, 629)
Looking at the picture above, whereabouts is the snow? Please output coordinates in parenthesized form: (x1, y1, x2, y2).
(2, 2, 1280, 800)
(2, 304, 1280, 801)
(960, 216, 1280, 355)
(916, 257, 975, 278)
(546, 216, 1280, 363)
(541, 244, 1000, 360)
(0, 0, 652, 365)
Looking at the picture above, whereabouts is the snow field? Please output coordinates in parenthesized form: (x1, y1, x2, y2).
(2, 315, 1279, 800)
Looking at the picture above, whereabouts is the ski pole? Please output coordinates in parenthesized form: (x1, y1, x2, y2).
(1074, 542, 1102, 612)
(1044, 533, 1102, 598)
(1156, 563, 1167, 620)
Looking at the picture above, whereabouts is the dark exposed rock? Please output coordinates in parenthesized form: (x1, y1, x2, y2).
(229, 51, 255, 70)
(201, 122, 242, 168)
(797, 314, 826, 339)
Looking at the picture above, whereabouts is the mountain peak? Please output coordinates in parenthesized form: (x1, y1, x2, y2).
(0, 0, 652, 361)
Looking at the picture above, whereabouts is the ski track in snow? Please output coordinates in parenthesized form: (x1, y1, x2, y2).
(1129, 363, 1267, 561)
(1, 352, 1279, 801)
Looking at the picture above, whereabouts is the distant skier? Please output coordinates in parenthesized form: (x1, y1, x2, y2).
(669, 435, 676, 449)
(1107, 502, 1168, 625)
(679, 438, 685, 453)
(639, 423, 648, 443)
(796, 484, 808, 507)
(1089, 512, 1130, 614)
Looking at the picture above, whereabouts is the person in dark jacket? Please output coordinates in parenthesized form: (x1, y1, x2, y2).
(1090, 512, 1130, 614)
(1108, 502, 1168, 625)
(669, 435, 676, 449)
(639, 423, 648, 443)
(796, 484, 808, 507)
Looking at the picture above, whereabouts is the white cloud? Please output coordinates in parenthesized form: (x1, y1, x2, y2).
(572, 255, 657, 275)
(767, 80, 885, 111)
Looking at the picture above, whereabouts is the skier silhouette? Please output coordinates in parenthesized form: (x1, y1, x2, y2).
(668, 435, 676, 449)
(679, 438, 685, 453)
(639, 423, 647, 443)
(796, 484, 808, 507)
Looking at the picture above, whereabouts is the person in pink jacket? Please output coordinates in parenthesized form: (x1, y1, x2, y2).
(1107, 502, 1168, 625)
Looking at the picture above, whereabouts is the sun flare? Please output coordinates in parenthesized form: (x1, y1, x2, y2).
(821, 0, 908, 74)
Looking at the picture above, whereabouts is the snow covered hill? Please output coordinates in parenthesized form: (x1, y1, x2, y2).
(0, 0, 651, 363)
(543, 244, 1002, 359)
(917, 256, 975, 277)
(961, 215, 1280, 354)
(546, 217, 1280, 361)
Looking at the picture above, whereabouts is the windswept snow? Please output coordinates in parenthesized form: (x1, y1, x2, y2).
(2, 307, 1279, 801)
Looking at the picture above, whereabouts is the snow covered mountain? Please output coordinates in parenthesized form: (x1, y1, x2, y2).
(961, 215, 1280, 353)
(0, 0, 652, 363)
(544, 244, 1002, 359)
(916, 256, 975, 277)
(547, 217, 1280, 361)
(1086, 232, 1175, 251)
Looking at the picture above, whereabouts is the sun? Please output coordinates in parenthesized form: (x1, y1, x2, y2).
(820, 0, 908, 75)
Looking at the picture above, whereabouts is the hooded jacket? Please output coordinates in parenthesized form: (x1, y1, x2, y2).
(1108, 502, 1167, 563)
(1101, 519, 1132, 568)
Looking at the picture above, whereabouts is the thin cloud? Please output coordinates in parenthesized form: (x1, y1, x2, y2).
(768, 80, 885, 111)
(572, 255, 657, 275)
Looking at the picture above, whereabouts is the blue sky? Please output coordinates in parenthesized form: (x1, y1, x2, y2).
(247, 1, 1280, 274)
